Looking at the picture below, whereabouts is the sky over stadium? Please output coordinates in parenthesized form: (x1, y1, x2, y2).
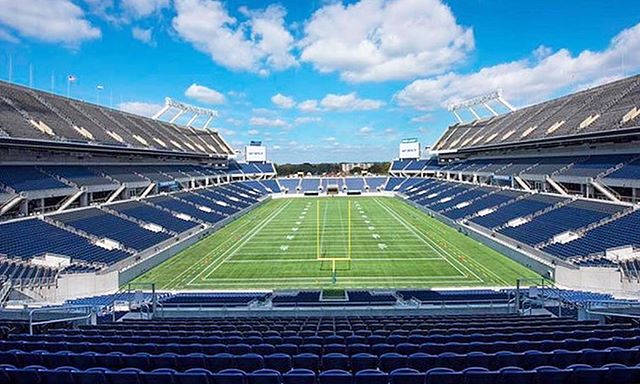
(0, 0, 639, 163)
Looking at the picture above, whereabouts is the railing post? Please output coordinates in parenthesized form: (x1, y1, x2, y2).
(515, 279, 521, 314)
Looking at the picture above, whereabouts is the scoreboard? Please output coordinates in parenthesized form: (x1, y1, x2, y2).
(399, 138, 420, 160)
(245, 141, 267, 162)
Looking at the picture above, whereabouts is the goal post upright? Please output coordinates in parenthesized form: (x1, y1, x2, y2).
(317, 198, 352, 283)
(348, 199, 351, 258)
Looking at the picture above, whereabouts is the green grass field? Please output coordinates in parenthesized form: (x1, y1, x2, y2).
(133, 196, 540, 290)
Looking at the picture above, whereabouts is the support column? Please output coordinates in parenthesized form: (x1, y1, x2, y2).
(80, 192, 89, 207)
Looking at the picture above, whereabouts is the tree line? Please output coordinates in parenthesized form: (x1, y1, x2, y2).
(275, 162, 390, 176)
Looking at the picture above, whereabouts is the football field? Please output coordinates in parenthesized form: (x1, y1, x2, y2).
(133, 196, 540, 290)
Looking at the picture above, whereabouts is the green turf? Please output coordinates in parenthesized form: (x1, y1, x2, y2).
(132, 196, 540, 290)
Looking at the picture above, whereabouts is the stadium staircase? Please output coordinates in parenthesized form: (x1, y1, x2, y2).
(0, 280, 11, 306)
(0, 193, 23, 217)
(56, 190, 86, 213)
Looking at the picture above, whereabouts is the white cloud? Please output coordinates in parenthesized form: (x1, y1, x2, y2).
(359, 126, 374, 135)
(172, 0, 296, 74)
(227, 90, 246, 98)
(226, 118, 243, 126)
(295, 117, 322, 125)
(298, 99, 320, 113)
(249, 116, 289, 127)
(396, 23, 640, 110)
(248, 129, 260, 136)
(252, 108, 276, 115)
(320, 92, 385, 111)
(122, 0, 169, 18)
(118, 101, 163, 117)
(219, 128, 236, 136)
(411, 114, 432, 123)
(300, 0, 473, 82)
(0, 28, 18, 43)
(271, 93, 296, 109)
(241, 5, 297, 71)
(185, 83, 226, 104)
(0, 0, 101, 45)
(132, 27, 153, 45)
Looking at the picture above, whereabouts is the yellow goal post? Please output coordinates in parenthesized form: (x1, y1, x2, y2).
(316, 199, 352, 275)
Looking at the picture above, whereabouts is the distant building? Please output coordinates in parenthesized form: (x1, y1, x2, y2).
(341, 162, 374, 173)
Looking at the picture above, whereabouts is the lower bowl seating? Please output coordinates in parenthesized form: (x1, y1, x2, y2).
(1, 314, 639, 383)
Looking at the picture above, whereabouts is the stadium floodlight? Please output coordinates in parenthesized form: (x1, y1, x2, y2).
(153, 97, 219, 129)
(447, 90, 516, 124)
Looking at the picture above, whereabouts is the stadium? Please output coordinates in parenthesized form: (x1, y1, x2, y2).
(0, 1, 640, 383)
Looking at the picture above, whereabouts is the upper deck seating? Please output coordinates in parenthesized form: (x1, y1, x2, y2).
(42, 166, 116, 187)
(0, 166, 69, 191)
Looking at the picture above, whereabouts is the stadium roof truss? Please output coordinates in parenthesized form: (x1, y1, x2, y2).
(448, 91, 516, 124)
(153, 98, 219, 130)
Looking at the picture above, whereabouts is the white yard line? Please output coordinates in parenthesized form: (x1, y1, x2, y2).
(190, 199, 293, 284)
(224, 257, 445, 263)
(162, 202, 281, 289)
(373, 198, 484, 283)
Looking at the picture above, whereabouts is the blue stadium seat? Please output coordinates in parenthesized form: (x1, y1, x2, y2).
(249, 368, 281, 384)
(319, 369, 352, 384)
(389, 367, 425, 384)
(213, 368, 247, 384)
(355, 369, 388, 384)
(283, 368, 316, 384)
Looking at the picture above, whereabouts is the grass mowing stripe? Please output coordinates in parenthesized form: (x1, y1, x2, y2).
(372, 197, 474, 281)
(390, 199, 512, 285)
(132, 196, 541, 289)
(156, 199, 287, 289)
(196, 199, 293, 283)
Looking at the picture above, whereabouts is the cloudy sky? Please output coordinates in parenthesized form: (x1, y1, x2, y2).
(0, 0, 639, 163)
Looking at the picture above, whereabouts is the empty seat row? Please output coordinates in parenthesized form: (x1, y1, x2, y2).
(7, 333, 640, 356)
(0, 363, 638, 384)
(2, 345, 640, 373)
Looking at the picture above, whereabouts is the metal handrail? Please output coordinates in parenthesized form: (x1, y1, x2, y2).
(28, 305, 95, 335)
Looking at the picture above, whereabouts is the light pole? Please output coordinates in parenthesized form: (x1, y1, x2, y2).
(96, 85, 104, 104)
(67, 75, 76, 98)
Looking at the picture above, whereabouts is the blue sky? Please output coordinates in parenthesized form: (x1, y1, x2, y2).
(0, 0, 639, 163)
